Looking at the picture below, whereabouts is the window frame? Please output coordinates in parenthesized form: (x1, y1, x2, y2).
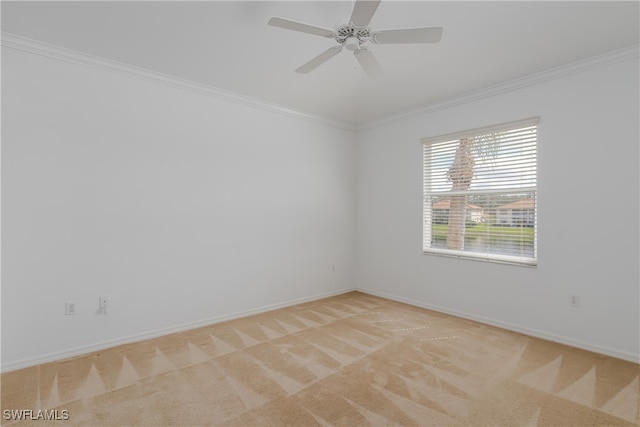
(421, 117, 539, 267)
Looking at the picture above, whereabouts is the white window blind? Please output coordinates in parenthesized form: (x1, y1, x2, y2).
(422, 118, 538, 266)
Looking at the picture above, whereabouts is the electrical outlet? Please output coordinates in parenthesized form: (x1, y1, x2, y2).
(65, 302, 76, 315)
(569, 295, 580, 308)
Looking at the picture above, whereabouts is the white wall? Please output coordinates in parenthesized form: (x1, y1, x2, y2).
(355, 58, 640, 362)
(1, 46, 357, 369)
(3, 43, 638, 371)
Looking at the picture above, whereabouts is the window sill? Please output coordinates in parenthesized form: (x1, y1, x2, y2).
(423, 248, 537, 268)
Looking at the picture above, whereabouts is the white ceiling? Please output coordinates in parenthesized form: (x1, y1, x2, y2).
(2, 1, 639, 126)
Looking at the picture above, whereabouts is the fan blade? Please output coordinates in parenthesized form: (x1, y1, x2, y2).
(268, 17, 337, 38)
(350, 0, 381, 29)
(354, 47, 383, 79)
(371, 27, 443, 44)
(296, 46, 343, 74)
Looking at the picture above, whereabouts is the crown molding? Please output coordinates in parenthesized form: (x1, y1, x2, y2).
(358, 44, 640, 131)
(0, 32, 356, 132)
(2, 32, 637, 134)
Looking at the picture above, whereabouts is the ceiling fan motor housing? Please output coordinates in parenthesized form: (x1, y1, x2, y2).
(335, 23, 371, 49)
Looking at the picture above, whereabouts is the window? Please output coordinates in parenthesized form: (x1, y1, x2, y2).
(422, 118, 538, 266)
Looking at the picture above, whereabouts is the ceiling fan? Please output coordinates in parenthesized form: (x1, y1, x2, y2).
(268, 0, 443, 79)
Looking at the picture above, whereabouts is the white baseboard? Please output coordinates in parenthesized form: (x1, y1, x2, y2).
(5, 286, 636, 372)
(1, 287, 357, 373)
(358, 288, 640, 364)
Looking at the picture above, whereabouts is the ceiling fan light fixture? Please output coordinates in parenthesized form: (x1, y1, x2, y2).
(345, 36, 359, 51)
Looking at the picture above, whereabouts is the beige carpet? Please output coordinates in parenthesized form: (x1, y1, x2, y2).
(2, 291, 639, 426)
